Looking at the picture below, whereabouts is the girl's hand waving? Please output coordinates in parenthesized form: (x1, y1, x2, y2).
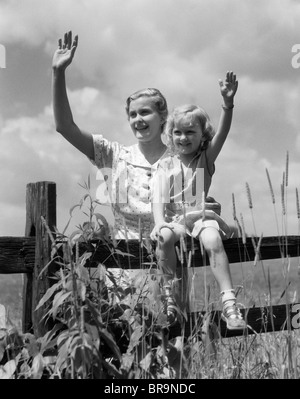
(52, 31, 78, 71)
(218, 71, 238, 106)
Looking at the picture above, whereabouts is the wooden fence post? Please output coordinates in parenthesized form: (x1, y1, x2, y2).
(23, 181, 56, 337)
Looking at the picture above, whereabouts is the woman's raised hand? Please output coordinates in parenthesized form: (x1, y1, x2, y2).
(52, 31, 78, 71)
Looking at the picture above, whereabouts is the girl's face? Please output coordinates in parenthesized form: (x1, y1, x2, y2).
(128, 97, 163, 143)
(172, 116, 204, 160)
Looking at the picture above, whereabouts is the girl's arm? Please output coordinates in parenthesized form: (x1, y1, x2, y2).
(206, 71, 238, 167)
(52, 31, 94, 159)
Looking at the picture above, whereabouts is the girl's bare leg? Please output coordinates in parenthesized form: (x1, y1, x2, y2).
(156, 226, 183, 325)
(199, 227, 246, 330)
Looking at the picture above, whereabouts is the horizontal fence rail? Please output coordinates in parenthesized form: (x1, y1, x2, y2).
(0, 236, 35, 273)
(77, 235, 300, 269)
(2, 235, 300, 273)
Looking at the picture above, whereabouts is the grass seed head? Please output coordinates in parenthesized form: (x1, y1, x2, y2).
(246, 182, 253, 209)
(281, 183, 286, 215)
(232, 193, 237, 220)
(240, 212, 246, 244)
(266, 168, 275, 204)
(285, 151, 289, 187)
(296, 188, 300, 219)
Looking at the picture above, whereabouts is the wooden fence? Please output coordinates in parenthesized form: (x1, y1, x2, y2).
(0, 181, 300, 339)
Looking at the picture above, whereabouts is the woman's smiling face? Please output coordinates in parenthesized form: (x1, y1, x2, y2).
(128, 97, 163, 143)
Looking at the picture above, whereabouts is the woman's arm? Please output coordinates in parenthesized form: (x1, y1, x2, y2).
(52, 31, 94, 159)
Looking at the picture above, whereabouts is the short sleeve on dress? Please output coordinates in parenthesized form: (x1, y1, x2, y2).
(89, 134, 121, 170)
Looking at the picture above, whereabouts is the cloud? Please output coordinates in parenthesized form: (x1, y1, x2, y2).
(1, 0, 298, 82)
(0, 87, 101, 235)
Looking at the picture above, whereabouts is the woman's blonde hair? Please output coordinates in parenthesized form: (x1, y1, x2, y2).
(164, 104, 215, 153)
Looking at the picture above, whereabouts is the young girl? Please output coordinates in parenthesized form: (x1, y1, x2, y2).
(150, 72, 246, 330)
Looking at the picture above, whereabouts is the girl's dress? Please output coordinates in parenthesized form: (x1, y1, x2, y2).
(153, 149, 231, 239)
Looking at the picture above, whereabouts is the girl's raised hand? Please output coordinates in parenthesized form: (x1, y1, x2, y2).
(218, 71, 238, 104)
(52, 31, 78, 71)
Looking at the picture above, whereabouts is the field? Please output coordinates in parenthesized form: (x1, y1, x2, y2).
(0, 255, 300, 379)
(1, 154, 300, 379)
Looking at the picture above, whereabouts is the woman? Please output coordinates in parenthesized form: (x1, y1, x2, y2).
(52, 31, 170, 240)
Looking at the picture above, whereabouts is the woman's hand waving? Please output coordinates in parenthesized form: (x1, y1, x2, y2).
(52, 31, 78, 71)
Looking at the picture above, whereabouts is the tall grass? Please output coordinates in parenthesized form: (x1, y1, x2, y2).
(1, 153, 300, 379)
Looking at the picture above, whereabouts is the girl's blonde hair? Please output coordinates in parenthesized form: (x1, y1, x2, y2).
(125, 88, 168, 130)
(164, 104, 215, 153)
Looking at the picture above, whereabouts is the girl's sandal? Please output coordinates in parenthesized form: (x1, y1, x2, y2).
(221, 303, 247, 331)
(163, 284, 178, 327)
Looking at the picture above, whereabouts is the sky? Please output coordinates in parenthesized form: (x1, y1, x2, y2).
(0, 0, 300, 240)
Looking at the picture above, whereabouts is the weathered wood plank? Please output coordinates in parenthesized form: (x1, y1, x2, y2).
(168, 303, 300, 339)
(82, 235, 300, 269)
(1, 235, 299, 274)
(0, 236, 35, 273)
